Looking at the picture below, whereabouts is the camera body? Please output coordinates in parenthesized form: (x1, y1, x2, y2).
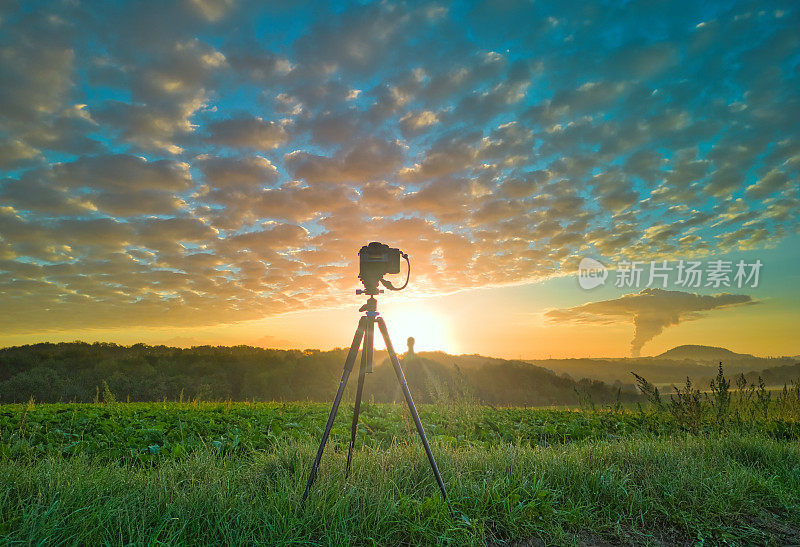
(359, 242, 402, 293)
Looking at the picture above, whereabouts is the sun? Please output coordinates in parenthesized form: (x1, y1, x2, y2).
(374, 302, 458, 355)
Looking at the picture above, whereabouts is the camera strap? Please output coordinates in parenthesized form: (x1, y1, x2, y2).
(380, 253, 410, 291)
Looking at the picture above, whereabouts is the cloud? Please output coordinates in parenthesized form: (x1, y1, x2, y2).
(20, 105, 101, 156)
(225, 223, 308, 253)
(399, 131, 482, 182)
(93, 190, 187, 217)
(285, 138, 404, 184)
(545, 289, 755, 357)
(94, 100, 202, 154)
(292, 2, 423, 75)
(53, 155, 192, 191)
(0, 172, 93, 214)
(303, 112, 359, 145)
(187, 0, 236, 22)
(0, 12, 75, 123)
(198, 155, 279, 190)
(399, 110, 439, 137)
(207, 117, 289, 149)
(227, 49, 293, 83)
(131, 39, 226, 105)
(91, 39, 226, 153)
(606, 41, 679, 79)
(745, 169, 791, 199)
(590, 170, 639, 213)
(0, 138, 42, 168)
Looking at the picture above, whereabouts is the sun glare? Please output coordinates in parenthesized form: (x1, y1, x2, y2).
(374, 303, 457, 355)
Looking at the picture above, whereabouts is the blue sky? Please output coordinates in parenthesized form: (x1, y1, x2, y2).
(0, 0, 798, 356)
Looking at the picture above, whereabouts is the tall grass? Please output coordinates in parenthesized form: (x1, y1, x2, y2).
(1, 434, 799, 545)
(631, 362, 800, 434)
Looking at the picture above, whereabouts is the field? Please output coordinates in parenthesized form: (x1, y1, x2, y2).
(2, 380, 800, 546)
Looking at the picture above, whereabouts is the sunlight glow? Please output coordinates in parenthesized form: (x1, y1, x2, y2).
(374, 303, 458, 355)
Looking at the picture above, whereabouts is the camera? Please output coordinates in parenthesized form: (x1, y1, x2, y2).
(358, 242, 409, 294)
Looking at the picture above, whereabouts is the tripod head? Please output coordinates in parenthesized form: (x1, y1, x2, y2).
(358, 295, 378, 313)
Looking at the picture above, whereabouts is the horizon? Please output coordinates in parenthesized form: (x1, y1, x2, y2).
(1, 1, 798, 359)
(2, 338, 797, 362)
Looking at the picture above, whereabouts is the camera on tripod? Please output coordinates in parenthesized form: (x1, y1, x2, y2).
(302, 243, 450, 511)
(357, 242, 410, 295)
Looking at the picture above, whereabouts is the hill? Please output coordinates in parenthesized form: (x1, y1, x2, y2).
(0, 342, 638, 406)
(655, 344, 755, 361)
(384, 352, 637, 406)
(526, 345, 797, 388)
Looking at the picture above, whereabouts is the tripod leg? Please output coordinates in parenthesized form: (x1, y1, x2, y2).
(301, 317, 367, 507)
(376, 316, 451, 509)
(346, 317, 372, 479)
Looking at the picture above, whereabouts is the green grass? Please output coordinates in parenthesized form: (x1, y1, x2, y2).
(0, 400, 678, 463)
(1, 399, 799, 544)
(1, 434, 799, 545)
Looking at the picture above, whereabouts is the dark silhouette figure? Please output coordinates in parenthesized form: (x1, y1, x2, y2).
(406, 336, 415, 357)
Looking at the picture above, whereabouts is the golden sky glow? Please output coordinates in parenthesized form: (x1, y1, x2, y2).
(0, 1, 798, 358)
(3, 235, 797, 359)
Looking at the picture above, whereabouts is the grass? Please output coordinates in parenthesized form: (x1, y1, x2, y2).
(0, 400, 680, 463)
(1, 421, 800, 544)
(2, 365, 800, 544)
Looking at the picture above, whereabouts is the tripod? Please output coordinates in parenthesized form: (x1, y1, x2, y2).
(300, 294, 450, 509)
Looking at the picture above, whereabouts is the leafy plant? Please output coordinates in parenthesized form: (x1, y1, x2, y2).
(709, 362, 731, 426)
(631, 372, 662, 409)
(101, 380, 116, 404)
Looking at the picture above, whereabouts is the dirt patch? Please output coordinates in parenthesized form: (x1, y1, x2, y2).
(499, 527, 695, 546)
(739, 515, 800, 544)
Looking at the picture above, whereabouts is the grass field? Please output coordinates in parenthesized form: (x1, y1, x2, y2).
(2, 383, 800, 545)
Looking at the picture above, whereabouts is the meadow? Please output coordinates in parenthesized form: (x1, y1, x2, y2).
(1, 369, 800, 545)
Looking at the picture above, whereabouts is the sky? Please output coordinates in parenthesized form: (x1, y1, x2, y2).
(0, 0, 798, 358)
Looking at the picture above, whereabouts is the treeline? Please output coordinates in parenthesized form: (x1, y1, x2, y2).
(527, 356, 799, 387)
(740, 362, 800, 387)
(0, 342, 640, 406)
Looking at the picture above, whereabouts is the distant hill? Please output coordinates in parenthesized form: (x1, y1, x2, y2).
(403, 352, 639, 406)
(655, 345, 755, 362)
(2, 342, 793, 405)
(0, 342, 640, 406)
(525, 345, 797, 388)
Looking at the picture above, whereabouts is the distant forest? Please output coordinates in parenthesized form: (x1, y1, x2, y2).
(0, 343, 639, 406)
(528, 356, 800, 387)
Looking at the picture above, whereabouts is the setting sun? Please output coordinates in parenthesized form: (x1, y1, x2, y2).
(373, 302, 458, 355)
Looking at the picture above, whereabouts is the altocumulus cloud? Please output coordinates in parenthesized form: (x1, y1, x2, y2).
(0, 0, 797, 334)
(545, 289, 755, 357)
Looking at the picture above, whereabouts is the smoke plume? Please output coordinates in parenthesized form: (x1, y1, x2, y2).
(545, 289, 754, 356)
